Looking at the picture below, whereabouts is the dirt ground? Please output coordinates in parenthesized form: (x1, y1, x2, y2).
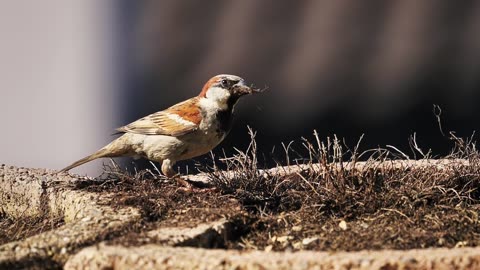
(56, 133, 480, 253)
(0, 215, 64, 246)
(2, 133, 479, 255)
(69, 161, 479, 252)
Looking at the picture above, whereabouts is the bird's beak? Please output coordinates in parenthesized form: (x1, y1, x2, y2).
(232, 81, 262, 96)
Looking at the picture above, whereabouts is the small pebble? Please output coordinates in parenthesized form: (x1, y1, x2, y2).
(292, 225, 302, 232)
(292, 241, 303, 249)
(302, 237, 319, 246)
(339, 220, 348, 231)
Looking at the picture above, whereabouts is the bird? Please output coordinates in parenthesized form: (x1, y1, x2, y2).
(60, 74, 261, 182)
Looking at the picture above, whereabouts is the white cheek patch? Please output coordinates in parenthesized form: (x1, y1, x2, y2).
(206, 87, 230, 104)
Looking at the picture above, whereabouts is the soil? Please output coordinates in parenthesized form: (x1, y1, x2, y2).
(71, 170, 252, 248)
(2, 132, 479, 254)
(0, 215, 64, 245)
(67, 154, 480, 252)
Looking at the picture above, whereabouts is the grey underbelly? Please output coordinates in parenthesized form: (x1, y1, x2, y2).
(126, 129, 227, 162)
(176, 131, 226, 160)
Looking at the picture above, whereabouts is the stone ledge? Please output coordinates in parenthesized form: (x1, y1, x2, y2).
(0, 165, 236, 267)
(65, 245, 480, 270)
(0, 165, 142, 267)
(146, 219, 231, 248)
(187, 158, 471, 182)
(1, 160, 479, 269)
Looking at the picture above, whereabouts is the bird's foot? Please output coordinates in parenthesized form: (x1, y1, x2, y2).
(173, 175, 216, 193)
(175, 176, 192, 189)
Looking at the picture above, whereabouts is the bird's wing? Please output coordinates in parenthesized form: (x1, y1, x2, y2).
(116, 97, 202, 137)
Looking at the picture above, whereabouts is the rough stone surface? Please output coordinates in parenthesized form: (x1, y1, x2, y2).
(1, 162, 480, 269)
(188, 158, 471, 183)
(0, 166, 238, 267)
(146, 219, 231, 248)
(0, 166, 63, 219)
(0, 165, 141, 267)
(65, 245, 480, 270)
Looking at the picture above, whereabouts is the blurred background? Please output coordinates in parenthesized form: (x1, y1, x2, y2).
(1, 0, 479, 175)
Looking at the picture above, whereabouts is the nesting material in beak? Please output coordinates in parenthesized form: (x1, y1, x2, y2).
(232, 84, 264, 96)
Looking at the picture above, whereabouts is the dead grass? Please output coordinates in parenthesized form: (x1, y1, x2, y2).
(205, 128, 480, 251)
(68, 127, 480, 251)
(71, 166, 249, 247)
(0, 215, 64, 245)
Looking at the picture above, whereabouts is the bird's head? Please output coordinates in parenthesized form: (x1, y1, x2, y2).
(199, 74, 261, 109)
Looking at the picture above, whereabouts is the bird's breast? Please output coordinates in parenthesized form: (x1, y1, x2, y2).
(214, 109, 234, 138)
(199, 106, 234, 138)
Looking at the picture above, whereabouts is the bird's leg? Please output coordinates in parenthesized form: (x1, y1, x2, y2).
(161, 159, 191, 189)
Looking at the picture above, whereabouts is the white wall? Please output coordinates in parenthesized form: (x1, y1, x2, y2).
(0, 1, 116, 175)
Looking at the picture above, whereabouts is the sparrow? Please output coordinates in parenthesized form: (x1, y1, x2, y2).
(60, 74, 261, 180)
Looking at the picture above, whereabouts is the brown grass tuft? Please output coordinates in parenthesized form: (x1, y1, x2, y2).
(66, 126, 480, 251)
(205, 127, 480, 251)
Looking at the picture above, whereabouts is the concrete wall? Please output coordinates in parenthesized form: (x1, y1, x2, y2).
(0, 1, 116, 175)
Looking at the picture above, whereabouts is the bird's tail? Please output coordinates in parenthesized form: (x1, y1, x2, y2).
(59, 148, 111, 172)
(59, 135, 128, 172)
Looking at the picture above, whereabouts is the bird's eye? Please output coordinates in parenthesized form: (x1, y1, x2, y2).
(221, 79, 229, 88)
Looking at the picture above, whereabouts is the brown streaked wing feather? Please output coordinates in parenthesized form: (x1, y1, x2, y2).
(115, 97, 202, 136)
